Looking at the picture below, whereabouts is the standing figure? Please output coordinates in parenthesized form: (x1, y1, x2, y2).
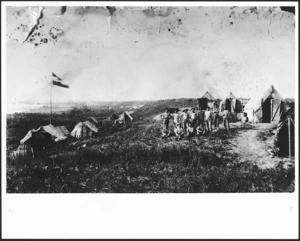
(174, 123, 184, 140)
(180, 109, 189, 135)
(190, 108, 197, 132)
(204, 107, 212, 132)
(173, 109, 180, 128)
(241, 112, 248, 124)
(161, 108, 172, 137)
(197, 108, 205, 129)
(222, 109, 231, 131)
(241, 112, 249, 128)
(212, 104, 220, 130)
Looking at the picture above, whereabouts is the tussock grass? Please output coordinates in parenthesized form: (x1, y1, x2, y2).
(7, 124, 294, 193)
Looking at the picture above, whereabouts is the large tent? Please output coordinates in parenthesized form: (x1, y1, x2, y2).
(55, 126, 70, 136)
(71, 120, 98, 139)
(244, 85, 289, 123)
(20, 124, 69, 144)
(197, 91, 218, 110)
(219, 92, 243, 113)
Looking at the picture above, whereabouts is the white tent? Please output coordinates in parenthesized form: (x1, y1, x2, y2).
(116, 111, 133, 124)
(197, 91, 218, 109)
(219, 92, 243, 113)
(20, 124, 68, 144)
(56, 126, 70, 136)
(71, 120, 98, 139)
(244, 85, 289, 123)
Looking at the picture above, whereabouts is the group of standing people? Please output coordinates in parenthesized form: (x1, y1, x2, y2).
(161, 105, 231, 140)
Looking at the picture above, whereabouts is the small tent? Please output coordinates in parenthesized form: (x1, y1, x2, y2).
(9, 143, 32, 159)
(219, 92, 243, 113)
(20, 124, 68, 144)
(197, 91, 216, 110)
(116, 111, 133, 124)
(71, 120, 98, 139)
(244, 85, 289, 123)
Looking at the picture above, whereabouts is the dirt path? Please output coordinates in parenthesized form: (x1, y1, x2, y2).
(228, 123, 294, 169)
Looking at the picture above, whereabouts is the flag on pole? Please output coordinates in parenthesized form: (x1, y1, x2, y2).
(53, 80, 69, 88)
(52, 72, 69, 88)
(52, 72, 62, 81)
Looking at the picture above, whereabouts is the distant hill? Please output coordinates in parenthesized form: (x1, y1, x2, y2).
(133, 98, 198, 119)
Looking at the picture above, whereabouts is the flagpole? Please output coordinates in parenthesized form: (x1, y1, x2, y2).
(50, 83, 53, 124)
(288, 116, 291, 160)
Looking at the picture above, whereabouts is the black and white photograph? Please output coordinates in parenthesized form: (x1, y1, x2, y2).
(1, 1, 299, 239)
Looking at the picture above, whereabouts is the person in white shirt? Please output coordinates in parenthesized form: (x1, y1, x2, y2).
(180, 109, 189, 134)
(222, 109, 231, 131)
(190, 108, 197, 124)
(241, 112, 249, 128)
(161, 108, 171, 137)
(172, 109, 180, 127)
(241, 112, 248, 124)
(212, 104, 220, 130)
(204, 107, 212, 132)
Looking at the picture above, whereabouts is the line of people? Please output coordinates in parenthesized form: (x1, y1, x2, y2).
(161, 105, 231, 140)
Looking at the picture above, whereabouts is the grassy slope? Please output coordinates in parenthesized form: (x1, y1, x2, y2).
(6, 99, 295, 193)
(7, 118, 294, 193)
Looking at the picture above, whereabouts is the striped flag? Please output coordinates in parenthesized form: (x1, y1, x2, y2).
(52, 73, 69, 88)
(52, 72, 62, 80)
(53, 80, 69, 88)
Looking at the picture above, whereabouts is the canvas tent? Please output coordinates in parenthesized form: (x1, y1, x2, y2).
(9, 143, 32, 159)
(71, 120, 98, 139)
(20, 124, 68, 144)
(219, 92, 243, 113)
(116, 111, 133, 124)
(56, 126, 70, 136)
(273, 107, 294, 157)
(244, 85, 289, 123)
(197, 91, 217, 110)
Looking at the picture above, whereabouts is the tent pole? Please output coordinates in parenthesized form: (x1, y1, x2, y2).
(288, 116, 291, 160)
(50, 85, 53, 124)
(271, 99, 273, 122)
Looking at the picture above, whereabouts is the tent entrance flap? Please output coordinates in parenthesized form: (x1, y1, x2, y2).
(225, 99, 231, 111)
(262, 98, 271, 123)
(271, 99, 281, 122)
(198, 98, 208, 109)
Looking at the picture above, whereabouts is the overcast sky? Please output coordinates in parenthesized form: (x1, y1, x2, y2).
(6, 6, 295, 112)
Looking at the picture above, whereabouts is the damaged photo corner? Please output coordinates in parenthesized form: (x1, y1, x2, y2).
(2, 1, 298, 239)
